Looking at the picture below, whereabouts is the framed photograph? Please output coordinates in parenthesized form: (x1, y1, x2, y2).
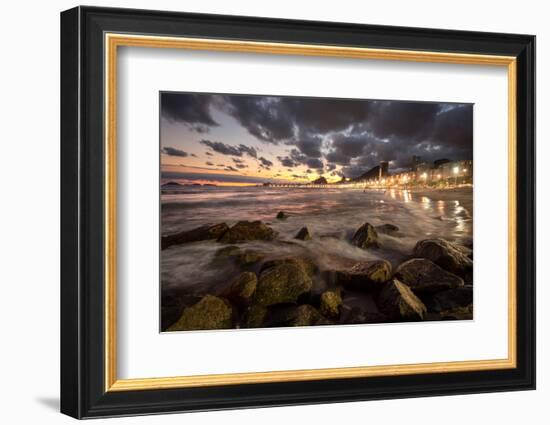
(60, 6, 535, 419)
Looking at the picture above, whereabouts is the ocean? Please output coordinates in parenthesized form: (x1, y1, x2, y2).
(161, 186, 473, 298)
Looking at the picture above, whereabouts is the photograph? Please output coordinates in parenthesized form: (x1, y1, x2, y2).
(160, 92, 474, 332)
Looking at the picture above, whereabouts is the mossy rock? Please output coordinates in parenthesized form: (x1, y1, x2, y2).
(254, 263, 313, 306)
(269, 304, 329, 327)
(221, 272, 258, 307)
(236, 251, 265, 266)
(218, 221, 278, 244)
(320, 290, 342, 318)
(242, 305, 269, 328)
(351, 222, 379, 249)
(162, 223, 229, 250)
(294, 226, 312, 241)
(377, 279, 427, 321)
(395, 258, 464, 293)
(336, 260, 392, 291)
(260, 257, 317, 278)
(167, 295, 234, 331)
(413, 238, 473, 278)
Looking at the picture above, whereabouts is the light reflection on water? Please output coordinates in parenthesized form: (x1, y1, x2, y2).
(161, 187, 472, 294)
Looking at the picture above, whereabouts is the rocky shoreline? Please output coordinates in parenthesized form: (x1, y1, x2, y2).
(162, 215, 473, 332)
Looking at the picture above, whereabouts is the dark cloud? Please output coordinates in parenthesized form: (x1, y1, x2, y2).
(258, 157, 274, 169)
(205, 161, 214, 166)
(161, 93, 218, 132)
(200, 140, 257, 158)
(163, 92, 472, 180)
(205, 151, 213, 156)
(162, 147, 188, 157)
(224, 166, 239, 172)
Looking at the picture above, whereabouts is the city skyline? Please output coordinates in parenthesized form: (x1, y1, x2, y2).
(160, 92, 473, 186)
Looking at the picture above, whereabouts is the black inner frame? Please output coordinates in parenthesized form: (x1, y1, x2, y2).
(61, 6, 535, 419)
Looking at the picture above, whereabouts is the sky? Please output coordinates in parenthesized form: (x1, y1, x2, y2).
(160, 92, 473, 186)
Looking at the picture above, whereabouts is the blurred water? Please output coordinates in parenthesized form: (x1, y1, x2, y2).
(161, 187, 472, 295)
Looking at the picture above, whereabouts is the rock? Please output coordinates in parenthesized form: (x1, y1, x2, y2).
(294, 226, 312, 241)
(254, 263, 313, 306)
(342, 307, 389, 324)
(268, 304, 329, 327)
(439, 304, 473, 320)
(214, 245, 241, 258)
(395, 258, 464, 293)
(167, 295, 234, 331)
(375, 223, 399, 235)
(423, 285, 473, 313)
(320, 290, 342, 318)
(377, 279, 427, 321)
(351, 222, 379, 249)
(218, 221, 278, 244)
(235, 251, 265, 266)
(276, 211, 288, 220)
(260, 257, 317, 278)
(220, 272, 258, 307)
(214, 246, 264, 267)
(162, 223, 229, 250)
(413, 238, 473, 278)
(242, 305, 269, 328)
(336, 260, 392, 291)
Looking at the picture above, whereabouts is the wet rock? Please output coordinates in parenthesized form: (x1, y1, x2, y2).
(242, 305, 269, 328)
(440, 304, 473, 320)
(220, 272, 258, 307)
(214, 246, 264, 267)
(413, 238, 473, 278)
(260, 257, 317, 278)
(218, 221, 278, 244)
(423, 285, 473, 313)
(269, 304, 330, 327)
(276, 211, 288, 220)
(214, 245, 241, 258)
(377, 279, 427, 321)
(320, 290, 343, 318)
(342, 307, 389, 324)
(167, 295, 234, 331)
(351, 222, 379, 249)
(375, 223, 399, 235)
(294, 226, 312, 241)
(395, 258, 464, 293)
(254, 263, 313, 306)
(336, 260, 392, 291)
(162, 223, 229, 250)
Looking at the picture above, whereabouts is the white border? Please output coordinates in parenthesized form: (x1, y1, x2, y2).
(117, 46, 509, 379)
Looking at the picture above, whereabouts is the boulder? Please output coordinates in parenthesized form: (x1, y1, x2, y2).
(268, 304, 329, 327)
(260, 257, 317, 278)
(220, 272, 258, 307)
(294, 226, 312, 241)
(351, 222, 379, 249)
(218, 221, 278, 244)
(162, 223, 229, 250)
(167, 295, 234, 331)
(413, 238, 473, 278)
(254, 263, 313, 306)
(375, 223, 400, 235)
(336, 260, 392, 291)
(214, 246, 264, 267)
(276, 211, 288, 220)
(423, 285, 473, 313)
(439, 304, 473, 320)
(377, 279, 427, 321)
(242, 305, 269, 328)
(320, 290, 343, 318)
(395, 258, 464, 293)
(342, 307, 389, 325)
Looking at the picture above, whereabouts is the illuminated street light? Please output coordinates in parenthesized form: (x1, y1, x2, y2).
(453, 166, 459, 175)
(421, 172, 427, 179)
